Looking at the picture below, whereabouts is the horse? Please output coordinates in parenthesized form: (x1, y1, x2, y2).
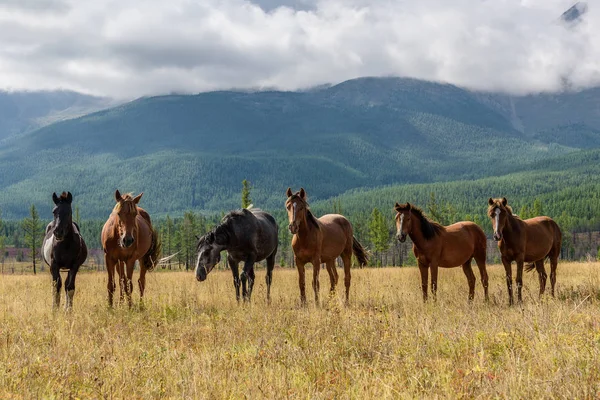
(101, 190, 161, 307)
(394, 202, 489, 302)
(488, 197, 562, 305)
(194, 207, 278, 303)
(285, 188, 368, 305)
(41, 192, 88, 310)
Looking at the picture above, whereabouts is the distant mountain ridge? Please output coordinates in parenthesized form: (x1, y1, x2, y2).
(0, 90, 115, 141)
(0, 77, 599, 219)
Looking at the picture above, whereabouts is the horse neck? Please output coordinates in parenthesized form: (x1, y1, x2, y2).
(295, 211, 319, 241)
(408, 215, 432, 250)
(502, 212, 521, 235)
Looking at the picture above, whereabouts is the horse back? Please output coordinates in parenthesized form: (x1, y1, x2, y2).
(252, 210, 279, 258)
(523, 216, 562, 259)
(318, 214, 353, 259)
(437, 221, 486, 267)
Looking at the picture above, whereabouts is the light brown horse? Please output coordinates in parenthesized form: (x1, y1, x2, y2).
(395, 202, 489, 302)
(488, 197, 562, 305)
(286, 188, 368, 305)
(101, 190, 161, 307)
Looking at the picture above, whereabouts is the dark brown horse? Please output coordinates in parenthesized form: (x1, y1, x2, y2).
(285, 188, 368, 305)
(42, 192, 88, 310)
(395, 202, 488, 302)
(488, 197, 562, 305)
(101, 190, 161, 307)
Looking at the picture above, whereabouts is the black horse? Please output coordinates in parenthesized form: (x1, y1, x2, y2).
(41, 192, 88, 310)
(195, 208, 278, 303)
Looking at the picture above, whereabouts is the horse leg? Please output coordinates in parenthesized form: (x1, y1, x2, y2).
(106, 256, 116, 307)
(228, 256, 241, 303)
(324, 260, 337, 294)
(296, 258, 307, 305)
(341, 253, 352, 304)
(418, 260, 428, 302)
(240, 256, 256, 302)
(462, 261, 476, 302)
(312, 257, 321, 305)
(535, 259, 547, 298)
(138, 263, 148, 303)
(550, 257, 558, 297)
(125, 260, 135, 308)
(430, 262, 439, 301)
(474, 255, 489, 302)
(516, 257, 524, 304)
(501, 256, 513, 306)
(64, 267, 79, 310)
(265, 253, 275, 304)
(51, 263, 62, 310)
(117, 260, 126, 304)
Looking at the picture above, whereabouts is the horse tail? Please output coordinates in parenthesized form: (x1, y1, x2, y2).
(525, 262, 536, 273)
(352, 236, 369, 267)
(142, 226, 162, 272)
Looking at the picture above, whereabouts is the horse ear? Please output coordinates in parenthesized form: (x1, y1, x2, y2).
(67, 192, 73, 204)
(115, 190, 122, 202)
(394, 202, 402, 211)
(406, 202, 412, 210)
(133, 192, 143, 204)
(286, 187, 293, 198)
(488, 197, 494, 206)
(299, 188, 306, 200)
(52, 192, 59, 205)
(195, 235, 200, 241)
(501, 197, 508, 206)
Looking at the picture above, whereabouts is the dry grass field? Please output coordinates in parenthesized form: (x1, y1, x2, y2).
(1, 262, 599, 399)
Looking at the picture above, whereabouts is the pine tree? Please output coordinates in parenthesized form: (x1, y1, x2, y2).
(368, 207, 390, 266)
(22, 204, 43, 275)
(241, 179, 251, 208)
(532, 198, 543, 217)
(427, 192, 442, 223)
(163, 215, 175, 269)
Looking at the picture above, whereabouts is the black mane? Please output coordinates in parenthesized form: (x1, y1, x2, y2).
(410, 206, 444, 240)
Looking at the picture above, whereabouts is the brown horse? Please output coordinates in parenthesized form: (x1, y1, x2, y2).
(488, 197, 562, 305)
(394, 202, 489, 302)
(101, 190, 161, 307)
(285, 188, 368, 305)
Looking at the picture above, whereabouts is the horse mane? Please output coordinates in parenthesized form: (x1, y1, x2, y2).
(409, 205, 444, 240)
(288, 195, 320, 230)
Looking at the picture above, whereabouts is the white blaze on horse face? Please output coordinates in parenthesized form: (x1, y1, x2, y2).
(292, 202, 297, 224)
(397, 214, 405, 236)
(494, 208, 501, 235)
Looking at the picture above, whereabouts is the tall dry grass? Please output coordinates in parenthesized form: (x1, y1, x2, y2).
(1, 262, 599, 399)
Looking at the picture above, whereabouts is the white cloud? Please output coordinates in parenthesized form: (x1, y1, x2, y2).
(0, 0, 597, 99)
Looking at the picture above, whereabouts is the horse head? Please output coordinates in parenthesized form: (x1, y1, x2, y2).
(394, 202, 413, 243)
(194, 225, 229, 282)
(285, 187, 308, 234)
(113, 189, 142, 248)
(488, 197, 509, 241)
(52, 192, 73, 241)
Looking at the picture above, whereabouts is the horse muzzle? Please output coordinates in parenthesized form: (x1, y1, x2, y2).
(493, 233, 502, 242)
(288, 223, 299, 235)
(122, 236, 135, 248)
(196, 266, 207, 282)
(397, 233, 407, 243)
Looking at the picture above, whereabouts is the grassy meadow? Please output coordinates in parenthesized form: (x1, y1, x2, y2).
(1, 263, 600, 399)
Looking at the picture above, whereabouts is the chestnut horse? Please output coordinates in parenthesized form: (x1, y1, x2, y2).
(488, 197, 562, 305)
(42, 192, 88, 310)
(101, 190, 161, 307)
(286, 188, 368, 305)
(395, 202, 488, 302)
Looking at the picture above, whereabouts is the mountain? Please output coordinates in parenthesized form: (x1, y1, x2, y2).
(0, 77, 599, 219)
(0, 90, 115, 141)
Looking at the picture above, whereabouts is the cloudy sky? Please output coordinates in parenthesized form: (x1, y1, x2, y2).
(0, 0, 597, 99)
